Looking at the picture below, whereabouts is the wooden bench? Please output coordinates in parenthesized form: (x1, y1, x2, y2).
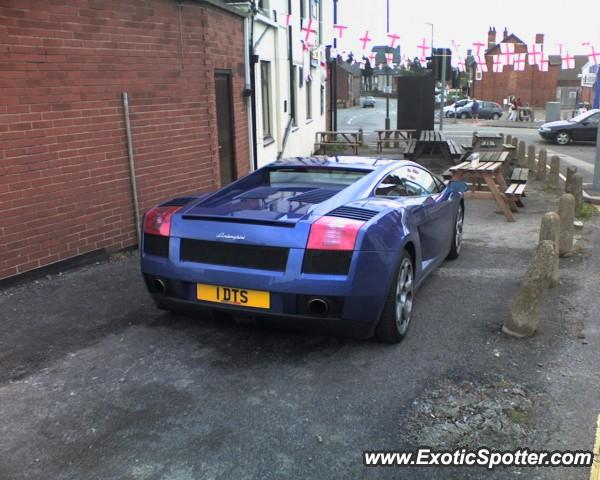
(315, 131, 360, 155)
(375, 129, 415, 152)
(447, 139, 463, 159)
(403, 139, 417, 158)
(505, 167, 529, 206)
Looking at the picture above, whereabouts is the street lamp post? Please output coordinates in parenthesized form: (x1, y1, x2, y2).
(384, 0, 390, 130)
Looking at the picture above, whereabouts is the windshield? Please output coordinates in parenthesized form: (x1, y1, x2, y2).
(570, 110, 597, 123)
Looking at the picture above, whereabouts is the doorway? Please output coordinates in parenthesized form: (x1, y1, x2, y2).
(214, 71, 236, 185)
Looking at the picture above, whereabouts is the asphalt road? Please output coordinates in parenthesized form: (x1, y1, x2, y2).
(2, 180, 599, 479)
(339, 97, 598, 185)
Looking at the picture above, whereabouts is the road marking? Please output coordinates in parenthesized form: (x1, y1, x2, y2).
(591, 414, 600, 480)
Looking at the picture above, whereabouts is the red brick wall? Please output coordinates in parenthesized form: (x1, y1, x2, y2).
(0, 0, 250, 280)
(476, 41, 559, 107)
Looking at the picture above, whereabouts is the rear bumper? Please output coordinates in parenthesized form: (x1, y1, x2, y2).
(141, 247, 397, 328)
(152, 294, 376, 338)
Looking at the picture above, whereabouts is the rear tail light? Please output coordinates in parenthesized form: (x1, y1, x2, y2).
(143, 206, 181, 237)
(306, 216, 365, 251)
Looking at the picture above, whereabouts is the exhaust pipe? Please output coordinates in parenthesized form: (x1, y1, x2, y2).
(308, 298, 329, 316)
(153, 278, 167, 295)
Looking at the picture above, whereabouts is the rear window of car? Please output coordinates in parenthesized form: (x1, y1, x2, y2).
(269, 168, 368, 186)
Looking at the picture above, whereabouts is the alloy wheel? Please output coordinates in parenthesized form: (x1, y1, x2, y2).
(395, 258, 414, 335)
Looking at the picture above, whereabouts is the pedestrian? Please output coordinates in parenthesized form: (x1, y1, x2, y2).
(508, 97, 518, 121)
(516, 97, 523, 121)
(471, 98, 480, 122)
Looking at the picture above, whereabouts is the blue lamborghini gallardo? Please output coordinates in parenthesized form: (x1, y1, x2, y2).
(140, 157, 466, 343)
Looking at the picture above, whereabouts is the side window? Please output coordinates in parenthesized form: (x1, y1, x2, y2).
(374, 166, 440, 197)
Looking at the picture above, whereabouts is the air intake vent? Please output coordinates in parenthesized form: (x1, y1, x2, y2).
(327, 206, 378, 222)
(161, 197, 194, 207)
(288, 189, 338, 204)
(180, 239, 289, 272)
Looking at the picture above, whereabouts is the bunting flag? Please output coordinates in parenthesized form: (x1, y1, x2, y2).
(582, 42, 600, 65)
(513, 53, 527, 71)
(500, 43, 515, 65)
(416, 37, 431, 68)
(492, 55, 504, 73)
(472, 40, 486, 57)
(387, 33, 400, 48)
(476, 55, 488, 73)
(538, 52, 550, 72)
(301, 18, 317, 43)
(562, 51, 575, 69)
(277, 18, 600, 79)
(527, 44, 543, 66)
(358, 31, 372, 51)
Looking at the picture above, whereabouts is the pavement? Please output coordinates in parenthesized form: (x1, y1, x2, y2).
(1, 157, 600, 479)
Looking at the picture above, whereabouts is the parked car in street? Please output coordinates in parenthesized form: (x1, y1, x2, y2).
(448, 101, 503, 120)
(538, 109, 600, 145)
(443, 99, 470, 117)
(362, 96, 376, 108)
(141, 157, 467, 343)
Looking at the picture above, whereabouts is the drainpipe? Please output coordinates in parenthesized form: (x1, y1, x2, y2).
(247, 3, 258, 171)
(287, 0, 295, 126)
(121, 92, 141, 244)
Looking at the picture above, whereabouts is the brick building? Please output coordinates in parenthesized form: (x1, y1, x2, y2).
(474, 28, 587, 108)
(0, 0, 250, 282)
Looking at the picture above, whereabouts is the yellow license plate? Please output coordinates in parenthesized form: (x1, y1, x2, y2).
(196, 283, 270, 309)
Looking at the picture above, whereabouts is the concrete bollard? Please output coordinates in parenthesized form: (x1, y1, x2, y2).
(506, 134, 512, 145)
(503, 240, 558, 338)
(538, 212, 560, 288)
(571, 174, 583, 211)
(510, 137, 519, 165)
(565, 166, 577, 193)
(527, 144, 537, 170)
(549, 155, 560, 187)
(558, 194, 575, 257)
(517, 141, 527, 167)
(536, 149, 547, 180)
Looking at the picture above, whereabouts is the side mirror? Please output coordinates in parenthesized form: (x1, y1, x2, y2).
(447, 180, 468, 193)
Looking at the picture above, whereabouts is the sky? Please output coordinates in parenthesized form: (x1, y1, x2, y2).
(333, 0, 600, 60)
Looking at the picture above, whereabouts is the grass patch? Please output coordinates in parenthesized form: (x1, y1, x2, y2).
(506, 408, 528, 425)
(576, 202, 597, 221)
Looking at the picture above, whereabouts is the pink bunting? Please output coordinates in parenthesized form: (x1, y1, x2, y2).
(527, 44, 543, 66)
(561, 51, 575, 70)
(500, 43, 514, 65)
(492, 55, 504, 73)
(457, 57, 466, 72)
(538, 53, 549, 72)
(359, 31, 372, 51)
(333, 24, 348, 39)
(582, 42, 600, 65)
(472, 41, 486, 57)
(301, 18, 317, 43)
(476, 55, 488, 73)
(387, 33, 400, 48)
(513, 52, 526, 71)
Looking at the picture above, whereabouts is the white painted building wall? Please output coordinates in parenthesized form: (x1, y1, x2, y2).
(252, 0, 331, 167)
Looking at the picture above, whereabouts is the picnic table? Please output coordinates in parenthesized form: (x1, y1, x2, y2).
(404, 130, 463, 164)
(449, 160, 518, 222)
(314, 131, 360, 155)
(374, 129, 416, 152)
(472, 132, 504, 149)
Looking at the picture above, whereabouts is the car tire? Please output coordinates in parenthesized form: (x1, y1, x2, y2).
(492, 113, 501, 120)
(460, 112, 469, 119)
(555, 131, 571, 145)
(447, 203, 464, 260)
(374, 250, 414, 344)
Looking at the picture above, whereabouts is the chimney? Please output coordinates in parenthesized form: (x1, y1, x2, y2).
(535, 33, 544, 45)
(488, 27, 497, 50)
(503, 27, 509, 40)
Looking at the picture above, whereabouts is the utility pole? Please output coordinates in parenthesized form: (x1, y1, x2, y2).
(332, 0, 338, 131)
(439, 49, 446, 131)
(384, 0, 390, 130)
(594, 121, 600, 189)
